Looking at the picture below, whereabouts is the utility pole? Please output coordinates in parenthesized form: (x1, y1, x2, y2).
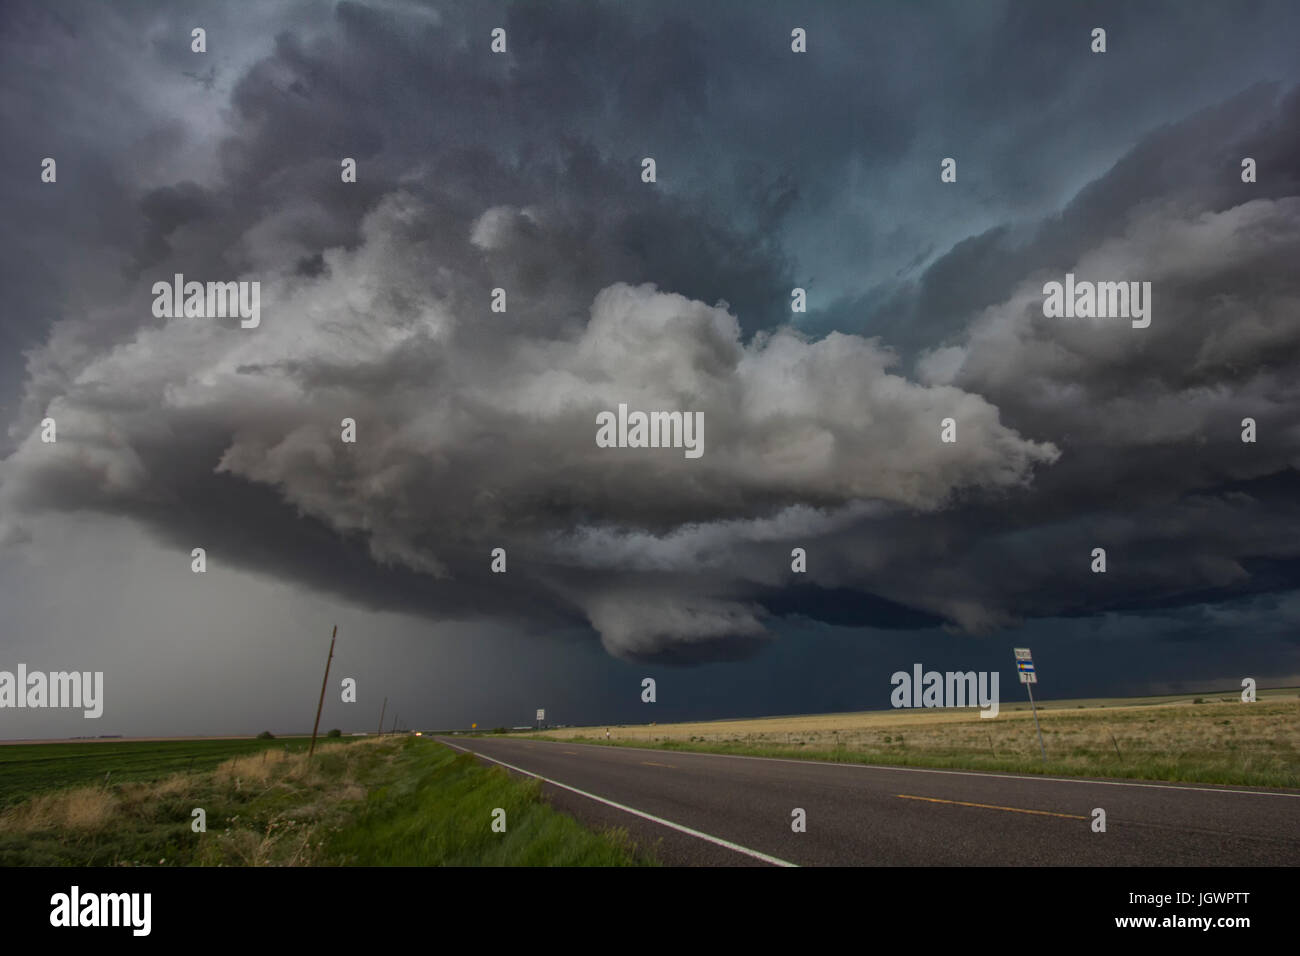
(377, 696, 387, 737)
(308, 625, 337, 758)
(391, 712, 399, 735)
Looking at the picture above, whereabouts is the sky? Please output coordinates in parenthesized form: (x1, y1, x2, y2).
(2, 0, 1299, 737)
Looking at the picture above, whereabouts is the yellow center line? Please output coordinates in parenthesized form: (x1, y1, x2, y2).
(641, 761, 675, 768)
(897, 794, 1087, 820)
(561, 750, 577, 754)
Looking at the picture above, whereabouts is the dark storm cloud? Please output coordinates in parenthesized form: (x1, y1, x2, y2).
(2, 0, 1299, 671)
(892, 88, 1300, 631)
(822, 80, 1300, 358)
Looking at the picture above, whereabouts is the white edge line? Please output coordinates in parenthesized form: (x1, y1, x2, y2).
(505, 737, 1300, 799)
(441, 740, 798, 867)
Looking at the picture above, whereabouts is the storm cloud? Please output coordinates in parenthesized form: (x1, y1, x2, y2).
(3, 0, 1299, 682)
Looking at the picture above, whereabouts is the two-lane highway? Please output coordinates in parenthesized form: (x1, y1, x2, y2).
(437, 735, 1300, 867)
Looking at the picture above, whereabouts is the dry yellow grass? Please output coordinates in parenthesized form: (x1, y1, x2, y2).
(1, 785, 118, 833)
(531, 687, 1300, 786)
(207, 739, 368, 791)
(338, 783, 366, 802)
(154, 773, 192, 797)
(212, 747, 292, 787)
(542, 687, 1300, 743)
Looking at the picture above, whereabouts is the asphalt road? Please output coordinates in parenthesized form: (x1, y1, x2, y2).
(436, 735, 1300, 867)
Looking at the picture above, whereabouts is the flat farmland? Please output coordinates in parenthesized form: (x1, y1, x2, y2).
(0, 736, 360, 808)
(0, 737, 645, 867)
(528, 687, 1300, 788)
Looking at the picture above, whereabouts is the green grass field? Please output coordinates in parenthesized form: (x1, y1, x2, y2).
(0, 736, 352, 809)
(0, 736, 649, 866)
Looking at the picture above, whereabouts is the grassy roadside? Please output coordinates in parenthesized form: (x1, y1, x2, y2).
(526, 692, 1300, 789)
(324, 738, 650, 865)
(0, 736, 650, 866)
